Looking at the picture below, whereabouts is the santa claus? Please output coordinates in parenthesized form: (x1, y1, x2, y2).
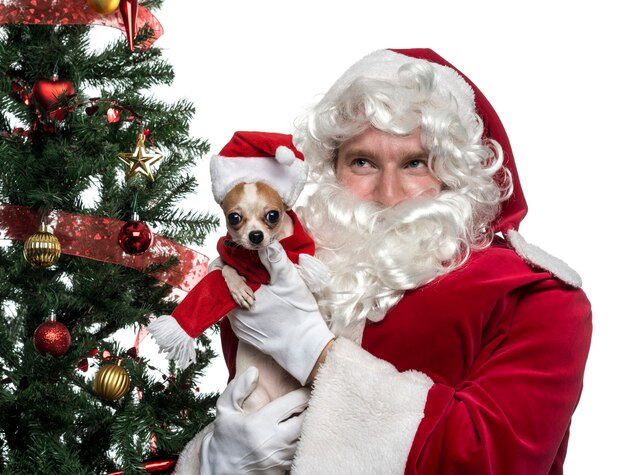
(177, 49, 592, 475)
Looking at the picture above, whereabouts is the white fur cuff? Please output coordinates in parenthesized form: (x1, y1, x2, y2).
(292, 338, 433, 474)
(172, 422, 214, 474)
(147, 315, 196, 370)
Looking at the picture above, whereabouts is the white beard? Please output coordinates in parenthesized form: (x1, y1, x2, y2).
(297, 179, 475, 338)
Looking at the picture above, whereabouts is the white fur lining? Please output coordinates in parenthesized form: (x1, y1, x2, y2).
(146, 315, 196, 369)
(172, 422, 214, 474)
(292, 338, 433, 474)
(506, 230, 582, 288)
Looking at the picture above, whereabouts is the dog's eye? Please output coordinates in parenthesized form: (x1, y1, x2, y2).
(265, 210, 280, 224)
(228, 213, 242, 225)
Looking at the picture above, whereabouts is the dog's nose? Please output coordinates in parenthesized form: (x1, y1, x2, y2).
(249, 230, 264, 245)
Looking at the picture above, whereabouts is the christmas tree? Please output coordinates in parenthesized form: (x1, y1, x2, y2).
(0, 1, 219, 473)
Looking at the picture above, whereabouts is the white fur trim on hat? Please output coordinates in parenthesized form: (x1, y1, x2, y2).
(325, 49, 478, 136)
(210, 154, 308, 208)
(506, 229, 582, 288)
(292, 338, 433, 474)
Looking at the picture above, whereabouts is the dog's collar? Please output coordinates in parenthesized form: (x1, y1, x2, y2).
(223, 239, 242, 248)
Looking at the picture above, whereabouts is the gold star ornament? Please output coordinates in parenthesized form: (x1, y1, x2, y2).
(118, 133, 163, 181)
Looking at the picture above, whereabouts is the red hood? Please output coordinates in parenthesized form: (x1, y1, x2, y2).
(390, 48, 527, 233)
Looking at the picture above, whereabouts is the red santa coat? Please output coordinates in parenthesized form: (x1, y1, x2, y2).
(218, 237, 591, 474)
(366, 239, 591, 474)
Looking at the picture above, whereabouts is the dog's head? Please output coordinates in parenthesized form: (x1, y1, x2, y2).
(221, 182, 287, 250)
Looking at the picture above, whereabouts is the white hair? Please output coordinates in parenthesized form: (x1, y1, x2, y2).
(295, 60, 512, 333)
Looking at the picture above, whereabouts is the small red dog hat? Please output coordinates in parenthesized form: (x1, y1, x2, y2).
(210, 131, 308, 208)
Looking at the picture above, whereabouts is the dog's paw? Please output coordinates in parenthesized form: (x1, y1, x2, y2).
(222, 264, 256, 309)
(230, 282, 256, 309)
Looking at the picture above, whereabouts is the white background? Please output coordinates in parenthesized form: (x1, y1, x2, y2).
(101, 1, 623, 473)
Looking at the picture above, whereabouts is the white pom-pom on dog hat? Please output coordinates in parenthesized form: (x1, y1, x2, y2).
(210, 131, 308, 208)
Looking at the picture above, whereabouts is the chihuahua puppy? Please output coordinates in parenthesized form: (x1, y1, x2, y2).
(213, 181, 300, 413)
(220, 181, 294, 309)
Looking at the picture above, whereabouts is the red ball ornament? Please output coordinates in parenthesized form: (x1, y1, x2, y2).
(118, 213, 153, 255)
(32, 75, 75, 110)
(33, 314, 71, 357)
(106, 107, 121, 123)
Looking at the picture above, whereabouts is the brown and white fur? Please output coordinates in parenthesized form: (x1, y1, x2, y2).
(213, 182, 301, 413)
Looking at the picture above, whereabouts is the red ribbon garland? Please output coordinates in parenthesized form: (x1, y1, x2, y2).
(0, 0, 163, 51)
(0, 204, 210, 293)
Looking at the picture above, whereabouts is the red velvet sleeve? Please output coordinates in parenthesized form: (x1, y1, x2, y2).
(406, 280, 592, 475)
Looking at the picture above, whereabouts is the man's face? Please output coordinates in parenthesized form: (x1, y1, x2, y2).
(335, 127, 442, 208)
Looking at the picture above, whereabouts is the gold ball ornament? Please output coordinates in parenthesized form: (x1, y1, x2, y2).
(23, 223, 61, 267)
(86, 0, 121, 14)
(93, 359, 131, 401)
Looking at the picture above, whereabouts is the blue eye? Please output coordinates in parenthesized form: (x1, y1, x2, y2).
(407, 160, 426, 168)
(266, 210, 279, 223)
(228, 213, 242, 225)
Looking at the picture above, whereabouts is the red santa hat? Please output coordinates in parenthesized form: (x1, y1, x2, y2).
(210, 131, 308, 208)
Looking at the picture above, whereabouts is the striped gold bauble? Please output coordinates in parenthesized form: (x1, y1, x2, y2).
(23, 222, 61, 267)
(93, 359, 131, 401)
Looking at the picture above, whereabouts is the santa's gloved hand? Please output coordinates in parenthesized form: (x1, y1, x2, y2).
(200, 367, 309, 475)
(228, 241, 335, 385)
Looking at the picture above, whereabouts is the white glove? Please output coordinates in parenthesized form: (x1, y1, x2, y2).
(228, 241, 335, 385)
(200, 367, 310, 475)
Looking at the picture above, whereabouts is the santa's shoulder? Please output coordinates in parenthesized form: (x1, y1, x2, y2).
(451, 238, 550, 285)
(416, 236, 583, 302)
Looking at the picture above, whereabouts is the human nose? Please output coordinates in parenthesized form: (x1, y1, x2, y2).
(374, 169, 405, 207)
